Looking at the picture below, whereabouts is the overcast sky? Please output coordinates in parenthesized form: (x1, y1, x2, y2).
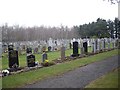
(0, 0, 118, 27)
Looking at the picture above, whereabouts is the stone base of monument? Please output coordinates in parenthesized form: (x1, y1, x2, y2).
(78, 54, 87, 58)
(8, 67, 23, 72)
(71, 54, 79, 57)
(2, 65, 43, 77)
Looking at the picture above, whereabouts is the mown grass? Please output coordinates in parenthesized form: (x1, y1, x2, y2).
(85, 67, 119, 88)
(2, 47, 92, 69)
(2, 49, 118, 88)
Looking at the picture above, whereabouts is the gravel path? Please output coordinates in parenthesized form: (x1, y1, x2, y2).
(24, 55, 119, 88)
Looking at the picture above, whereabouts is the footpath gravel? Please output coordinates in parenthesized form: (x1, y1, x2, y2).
(24, 55, 119, 88)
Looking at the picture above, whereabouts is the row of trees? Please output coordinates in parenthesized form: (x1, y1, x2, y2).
(1, 24, 77, 43)
(74, 18, 120, 38)
(1, 18, 119, 43)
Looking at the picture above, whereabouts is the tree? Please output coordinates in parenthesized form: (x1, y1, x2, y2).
(107, 19, 114, 38)
(114, 18, 119, 38)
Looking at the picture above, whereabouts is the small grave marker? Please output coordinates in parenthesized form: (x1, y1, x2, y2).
(42, 51, 48, 62)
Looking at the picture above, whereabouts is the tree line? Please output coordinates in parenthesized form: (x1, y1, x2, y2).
(1, 24, 77, 43)
(74, 18, 120, 39)
(1, 18, 119, 43)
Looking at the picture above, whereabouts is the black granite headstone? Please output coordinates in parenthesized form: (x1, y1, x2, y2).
(103, 39, 106, 49)
(72, 41, 79, 57)
(83, 42, 88, 54)
(8, 45, 14, 51)
(95, 39, 98, 50)
(48, 46, 52, 52)
(27, 54, 35, 67)
(26, 47, 32, 54)
(8, 50, 19, 68)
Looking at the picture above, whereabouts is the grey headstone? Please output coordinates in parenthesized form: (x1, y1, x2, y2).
(42, 52, 48, 62)
(61, 45, 65, 60)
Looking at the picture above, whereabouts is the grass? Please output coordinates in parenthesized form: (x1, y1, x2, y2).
(1, 47, 92, 69)
(85, 68, 119, 88)
(2, 49, 119, 88)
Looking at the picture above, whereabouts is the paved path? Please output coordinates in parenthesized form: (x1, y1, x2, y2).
(24, 55, 119, 88)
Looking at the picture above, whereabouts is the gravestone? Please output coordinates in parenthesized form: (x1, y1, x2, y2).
(27, 54, 35, 67)
(34, 47, 38, 54)
(81, 47, 84, 54)
(42, 46, 46, 52)
(55, 41, 57, 46)
(8, 50, 19, 68)
(18, 47, 22, 55)
(72, 41, 79, 57)
(103, 39, 106, 49)
(83, 42, 88, 54)
(80, 39, 84, 54)
(101, 39, 105, 50)
(8, 45, 14, 51)
(61, 45, 65, 60)
(22, 45, 26, 50)
(48, 46, 52, 52)
(113, 40, 115, 48)
(115, 39, 119, 48)
(108, 39, 110, 49)
(26, 47, 32, 54)
(95, 39, 98, 50)
(42, 52, 48, 62)
(26, 47, 35, 67)
(92, 40, 97, 53)
(69, 43, 72, 49)
(92, 41, 95, 53)
(98, 39, 101, 51)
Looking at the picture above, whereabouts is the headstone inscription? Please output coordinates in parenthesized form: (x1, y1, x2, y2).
(26, 47, 35, 67)
(27, 54, 35, 67)
(42, 51, 48, 62)
(61, 45, 65, 60)
(72, 41, 79, 57)
(8, 45, 19, 68)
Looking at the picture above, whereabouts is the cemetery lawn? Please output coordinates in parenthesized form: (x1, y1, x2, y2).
(2, 49, 119, 88)
(85, 67, 119, 88)
(2, 48, 92, 69)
